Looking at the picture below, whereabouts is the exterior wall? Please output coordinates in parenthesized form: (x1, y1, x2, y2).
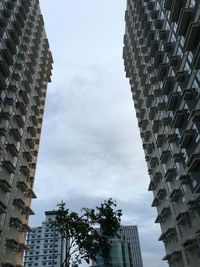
(0, 1, 52, 266)
(120, 226, 143, 267)
(123, 0, 200, 267)
(24, 211, 64, 267)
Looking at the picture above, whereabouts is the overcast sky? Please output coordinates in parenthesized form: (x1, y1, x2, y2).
(30, 1, 167, 267)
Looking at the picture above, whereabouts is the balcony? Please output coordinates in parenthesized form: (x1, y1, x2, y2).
(173, 151, 183, 162)
(0, 128, 6, 136)
(146, 95, 154, 108)
(170, 251, 182, 262)
(150, 156, 158, 168)
(16, 11, 25, 27)
(187, 153, 200, 171)
(176, 71, 185, 82)
(185, 22, 200, 51)
(0, 200, 7, 214)
(159, 232, 167, 242)
(170, 189, 180, 202)
(23, 151, 32, 162)
(26, 188, 37, 199)
(6, 239, 19, 250)
(22, 223, 31, 232)
(159, 30, 168, 41)
(176, 212, 189, 225)
(147, 1, 154, 10)
(18, 242, 29, 251)
(165, 227, 176, 239)
(20, 165, 30, 176)
(156, 134, 164, 147)
(149, 107, 157, 120)
(10, 29, 20, 45)
(154, 19, 163, 30)
(27, 126, 36, 137)
(0, 60, 10, 77)
(179, 129, 193, 148)
(148, 180, 155, 191)
(167, 92, 180, 110)
(6, 37, 17, 54)
(22, 80, 31, 92)
(0, 15, 8, 28)
(155, 215, 163, 223)
(2, 160, 15, 174)
(10, 217, 23, 228)
(169, 55, 179, 67)
(32, 105, 39, 115)
(7, 144, 19, 157)
(162, 76, 174, 94)
(150, 40, 159, 57)
(154, 88, 161, 97)
(154, 51, 163, 68)
(160, 150, 170, 163)
(2, 48, 13, 65)
(19, 90, 29, 104)
(190, 109, 200, 122)
(157, 189, 166, 200)
(164, 42, 174, 52)
(141, 119, 148, 131)
(5, 96, 14, 106)
(170, 0, 182, 22)
(158, 63, 168, 81)
(22, 206, 34, 215)
(177, 8, 192, 36)
(164, 0, 172, 10)
(0, 72, 6, 89)
(25, 138, 34, 149)
(153, 172, 162, 183)
(0, 179, 11, 193)
(17, 181, 28, 192)
(147, 143, 154, 154)
(165, 167, 176, 181)
(13, 198, 25, 210)
(16, 101, 26, 115)
(172, 109, 188, 128)
(183, 88, 196, 101)
(152, 120, 160, 133)
(180, 173, 190, 184)
(10, 128, 23, 141)
(152, 197, 159, 207)
(162, 115, 170, 126)
(183, 238, 197, 250)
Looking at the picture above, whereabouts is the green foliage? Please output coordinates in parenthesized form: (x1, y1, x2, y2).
(51, 198, 122, 267)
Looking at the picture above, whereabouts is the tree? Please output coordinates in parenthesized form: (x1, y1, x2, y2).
(51, 198, 122, 267)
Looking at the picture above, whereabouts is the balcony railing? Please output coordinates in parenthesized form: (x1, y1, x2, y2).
(0, 179, 12, 193)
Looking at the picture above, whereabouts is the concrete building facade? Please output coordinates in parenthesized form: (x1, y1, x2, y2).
(123, 0, 200, 267)
(24, 211, 64, 267)
(0, 0, 52, 266)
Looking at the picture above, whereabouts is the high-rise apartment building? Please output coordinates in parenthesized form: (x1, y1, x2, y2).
(24, 211, 64, 267)
(120, 226, 143, 267)
(93, 236, 132, 267)
(93, 225, 143, 267)
(123, 1, 200, 267)
(0, 1, 52, 266)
